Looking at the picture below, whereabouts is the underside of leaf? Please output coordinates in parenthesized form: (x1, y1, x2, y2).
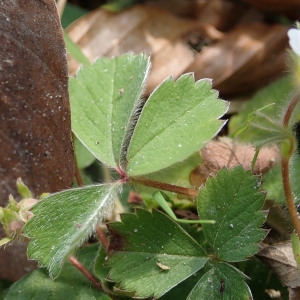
(70, 53, 150, 170)
(24, 183, 121, 278)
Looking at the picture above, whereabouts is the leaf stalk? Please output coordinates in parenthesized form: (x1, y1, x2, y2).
(281, 93, 300, 237)
(69, 255, 103, 292)
(129, 177, 198, 198)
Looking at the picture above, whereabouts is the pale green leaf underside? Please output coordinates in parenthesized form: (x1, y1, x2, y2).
(5, 244, 110, 300)
(187, 262, 251, 300)
(106, 209, 208, 298)
(126, 74, 228, 176)
(70, 53, 150, 169)
(198, 166, 266, 261)
(74, 136, 96, 169)
(24, 183, 120, 278)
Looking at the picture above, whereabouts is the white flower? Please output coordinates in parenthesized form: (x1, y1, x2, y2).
(288, 28, 300, 56)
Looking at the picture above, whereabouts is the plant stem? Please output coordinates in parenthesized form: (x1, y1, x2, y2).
(281, 155, 300, 236)
(281, 93, 300, 237)
(130, 177, 198, 198)
(74, 160, 84, 187)
(69, 255, 103, 292)
(96, 226, 109, 251)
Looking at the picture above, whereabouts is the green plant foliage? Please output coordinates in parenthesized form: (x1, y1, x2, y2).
(145, 152, 201, 188)
(61, 3, 87, 29)
(4, 244, 110, 300)
(229, 76, 292, 144)
(69, 53, 150, 170)
(126, 75, 228, 176)
(70, 54, 228, 176)
(106, 209, 208, 298)
(187, 262, 251, 300)
(64, 32, 91, 66)
(23, 53, 228, 283)
(198, 166, 267, 261)
(104, 167, 267, 298)
(73, 136, 96, 169)
(24, 183, 121, 278)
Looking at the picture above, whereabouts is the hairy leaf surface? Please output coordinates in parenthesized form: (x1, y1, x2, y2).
(24, 183, 120, 278)
(198, 166, 267, 261)
(70, 53, 150, 169)
(106, 209, 208, 298)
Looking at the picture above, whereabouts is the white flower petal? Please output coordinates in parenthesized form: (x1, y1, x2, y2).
(288, 28, 300, 56)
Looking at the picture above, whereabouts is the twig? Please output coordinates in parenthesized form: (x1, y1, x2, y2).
(74, 158, 84, 187)
(69, 255, 103, 292)
(130, 177, 198, 198)
(96, 226, 109, 251)
(281, 93, 300, 237)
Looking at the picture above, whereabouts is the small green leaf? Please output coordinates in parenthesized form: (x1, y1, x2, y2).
(126, 74, 228, 176)
(24, 183, 121, 278)
(198, 166, 267, 261)
(4, 244, 111, 300)
(229, 76, 292, 143)
(16, 178, 32, 198)
(187, 262, 252, 300)
(106, 209, 208, 298)
(70, 53, 150, 170)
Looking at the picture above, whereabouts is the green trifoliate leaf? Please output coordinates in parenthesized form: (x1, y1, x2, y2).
(70, 53, 150, 169)
(24, 183, 121, 278)
(4, 244, 111, 300)
(126, 74, 228, 176)
(106, 209, 208, 298)
(198, 166, 267, 261)
(187, 262, 252, 300)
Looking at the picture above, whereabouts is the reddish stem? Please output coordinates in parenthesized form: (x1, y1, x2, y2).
(130, 177, 198, 198)
(281, 93, 300, 237)
(283, 94, 300, 127)
(69, 255, 103, 291)
(96, 226, 109, 251)
(74, 160, 84, 187)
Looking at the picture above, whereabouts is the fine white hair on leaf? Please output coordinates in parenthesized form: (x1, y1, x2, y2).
(119, 55, 151, 168)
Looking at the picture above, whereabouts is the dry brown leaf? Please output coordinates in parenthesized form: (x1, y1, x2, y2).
(186, 22, 288, 96)
(190, 137, 279, 187)
(67, 5, 216, 94)
(257, 242, 300, 288)
(67, 5, 288, 96)
(0, 0, 74, 281)
(147, 0, 262, 31)
(243, 0, 300, 18)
